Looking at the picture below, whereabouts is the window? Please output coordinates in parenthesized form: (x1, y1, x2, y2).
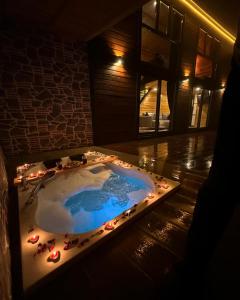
(195, 54, 213, 78)
(195, 29, 219, 78)
(198, 29, 206, 54)
(190, 88, 211, 128)
(158, 1, 169, 35)
(142, 0, 157, 29)
(197, 29, 215, 58)
(139, 76, 172, 134)
(159, 80, 170, 131)
(141, 27, 170, 68)
(205, 34, 212, 56)
(200, 90, 211, 127)
(139, 79, 158, 133)
(171, 9, 183, 42)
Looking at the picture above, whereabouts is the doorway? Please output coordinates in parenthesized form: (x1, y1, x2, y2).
(139, 77, 171, 134)
(189, 87, 212, 129)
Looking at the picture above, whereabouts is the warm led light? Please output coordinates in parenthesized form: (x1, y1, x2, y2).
(115, 58, 123, 66)
(179, 0, 236, 44)
(195, 87, 201, 91)
(153, 87, 158, 92)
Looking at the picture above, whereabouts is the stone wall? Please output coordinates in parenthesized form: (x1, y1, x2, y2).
(0, 147, 11, 300)
(0, 28, 93, 156)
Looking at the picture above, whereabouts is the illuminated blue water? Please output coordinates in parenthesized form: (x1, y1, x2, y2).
(64, 172, 150, 233)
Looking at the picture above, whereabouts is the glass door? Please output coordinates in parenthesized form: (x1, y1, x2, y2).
(139, 79, 158, 133)
(189, 87, 211, 128)
(139, 76, 171, 134)
(158, 80, 170, 132)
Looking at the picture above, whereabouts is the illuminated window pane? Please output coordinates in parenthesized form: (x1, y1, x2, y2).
(139, 80, 158, 133)
(200, 90, 211, 127)
(195, 54, 213, 78)
(159, 80, 170, 131)
(190, 89, 211, 128)
(158, 1, 169, 35)
(142, 0, 157, 28)
(190, 90, 201, 128)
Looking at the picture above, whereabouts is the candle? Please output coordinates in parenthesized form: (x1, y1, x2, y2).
(161, 183, 169, 189)
(28, 234, 39, 244)
(18, 175, 23, 181)
(126, 209, 131, 215)
(148, 193, 154, 199)
(37, 170, 45, 177)
(29, 173, 35, 178)
(48, 250, 60, 263)
(104, 222, 115, 230)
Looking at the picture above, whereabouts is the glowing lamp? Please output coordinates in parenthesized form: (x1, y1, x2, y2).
(115, 57, 123, 66)
(28, 234, 39, 244)
(47, 250, 60, 263)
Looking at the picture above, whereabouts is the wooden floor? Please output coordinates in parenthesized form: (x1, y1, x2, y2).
(25, 131, 216, 300)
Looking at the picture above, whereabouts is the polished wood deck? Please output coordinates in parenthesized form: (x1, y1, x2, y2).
(24, 131, 216, 299)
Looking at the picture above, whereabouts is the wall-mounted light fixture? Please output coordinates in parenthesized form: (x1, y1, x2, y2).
(182, 77, 190, 83)
(179, 0, 236, 44)
(115, 57, 123, 66)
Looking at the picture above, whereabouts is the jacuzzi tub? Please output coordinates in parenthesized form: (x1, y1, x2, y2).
(16, 152, 179, 293)
(36, 162, 155, 234)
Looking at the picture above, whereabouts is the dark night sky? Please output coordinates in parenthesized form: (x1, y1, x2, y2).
(195, 0, 240, 36)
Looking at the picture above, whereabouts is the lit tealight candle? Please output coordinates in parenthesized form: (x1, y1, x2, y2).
(126, 209, 131, 216)
(161, 183, 169, 189)
(104, 222, 115, 230)
(48, 250, 60, 263)
(37, 170, 45, 177)
(18, 175, 23, 181)
(29, 173, 35, 178)
(28, 234, 39, 244)
(148, 193, 154, 199)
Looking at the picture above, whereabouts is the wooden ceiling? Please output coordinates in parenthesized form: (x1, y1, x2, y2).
(2, 0, 149, 41)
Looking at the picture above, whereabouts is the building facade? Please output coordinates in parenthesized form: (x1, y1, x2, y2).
(89, 0, 234, 144)
(0, 0, 235, 156)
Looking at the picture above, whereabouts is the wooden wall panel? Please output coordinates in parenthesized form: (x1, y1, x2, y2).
(88, 12, 140, 145)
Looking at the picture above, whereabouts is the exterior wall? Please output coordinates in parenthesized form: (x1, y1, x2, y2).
(88, 13, 140, 145)
(173, 15, 199, 133)
(0, 148, 11, 300)
(173, 0, 233, 134)
(0, 28, 93, 157)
